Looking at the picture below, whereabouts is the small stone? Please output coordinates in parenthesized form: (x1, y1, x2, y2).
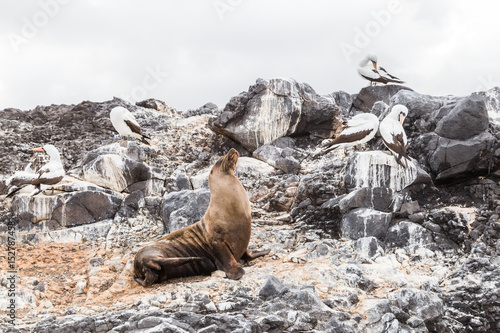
(89, 256, 104, 267)
(258, 276, 285, 299)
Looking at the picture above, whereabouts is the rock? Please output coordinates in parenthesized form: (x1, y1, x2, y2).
(253, 141, 305, 173)
(435, 95, 489, 140)
(340, 208, 392, 240)
(258, 276, 285, 299)
(427, 131, 495, 180)
(161, 189, 210, 233)
(209, 78, 342, 151)
(400, 201, 421, 216)
(385, 221, 434, 248)
(190, 169, 210, 189)
(344, 151, 418, 192)
(388, 288, 444, 323)
(82, 154, 153, 193)
(184, 102, 219, 118)
(351, 85, 413, 112)
(324, 187, 395, 213)
(11, 189, 121, 230)
(236, 157, 276, 176)
(354, 236, 385, 258)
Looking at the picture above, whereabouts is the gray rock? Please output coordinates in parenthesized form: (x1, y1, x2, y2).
(388, 288, 443, 323)
(209, 78, 342, 151)
(351, 85, 412, 112)
(258, 276, 285, 299)
(385, 221, 434, 248)
(161, 189, 210, 233)
(400, 201, 421, 216)
(435, 95, 489, 140)
(253, 142, 305, 173)
(340, 208, 392, 240)
(11, 190, 121, 230)
(428, 131, 495, 180)
(354, 237, 385, 258)
(344, 151, 418, 192)
(82, 154, 152, 193)
(323, 187, 395, 213)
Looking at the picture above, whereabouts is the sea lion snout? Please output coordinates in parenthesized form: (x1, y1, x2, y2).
(213, 148, 240, 174)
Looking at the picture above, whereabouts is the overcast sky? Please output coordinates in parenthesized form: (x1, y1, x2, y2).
(1, 0, 499, 112)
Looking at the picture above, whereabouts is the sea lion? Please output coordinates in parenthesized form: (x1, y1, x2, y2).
(133, 148, 269, 287)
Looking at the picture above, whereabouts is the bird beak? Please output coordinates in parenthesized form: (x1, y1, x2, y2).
(372, 61, 377, 70)
(32, 147, 45, 152)
(399, 114, 405, 125)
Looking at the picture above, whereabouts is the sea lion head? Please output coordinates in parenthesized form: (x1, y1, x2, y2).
(211, 148, 239, 176)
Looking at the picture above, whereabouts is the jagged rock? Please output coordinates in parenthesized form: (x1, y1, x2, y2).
(354, 236, 385, 258)
(258, 276, 285, 299)
(388, 288, 444, 324)
(340, 208, 392, 240)
(184, 102, 219, 118)
(435, 95, 489, 140)
(427, 131, 496, 181)
(82, 154, 155, 194)
(209, 78, 342, 151)
(11, 188, 121, 231)
(161, 189, 210, 233)
(344, 151, 418, 191)
(236, 157, 276, 176)
(385, 221, 434, 248)
(351, 85, 413, 112)
(322, 187, 395, 213)
(253, 138, 306, 173)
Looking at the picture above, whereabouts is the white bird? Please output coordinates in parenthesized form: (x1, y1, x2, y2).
(6, 144, 66, 197)
(379, 104, 410, 168)
(315, 113, 380, 157)
(110, 106, 150, 145)
(358, 53, 404, 86)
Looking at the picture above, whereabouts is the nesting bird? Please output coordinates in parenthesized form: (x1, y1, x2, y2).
(379, 104, 410, 168)
(358, 53, 404, 86)
(110, 106, 150, 145)
(6, 144, 65, 197)
(315, 113, 380, 157)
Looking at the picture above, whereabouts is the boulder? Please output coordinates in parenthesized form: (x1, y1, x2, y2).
(340, 208, 392, 240)
(10, 186, 122, 234)
(385, 221, 434, 248)
(82, 154, 152, 193)
(388, 288, 444, 323)
(323, 187, 395, 213)
(351, 85, 412, 112)
(435, 95, 489, 140)
(427, 131, 496, 180)
(344, 151, 418, 191)
(209, 78, 342, 151)
(354, 236, 385, 258)
(253, 142, 305, 173)
(161, 189, 210, 233)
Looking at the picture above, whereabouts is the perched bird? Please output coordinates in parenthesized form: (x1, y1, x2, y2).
(110, 106, 150, 145)
(315, 113, 379, 157)
(379, 104, 410, 168)
(358, 53, 404, 86)
(6, 144, 65, 197)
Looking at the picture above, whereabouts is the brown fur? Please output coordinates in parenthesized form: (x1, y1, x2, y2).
(133, 148, 268, 287)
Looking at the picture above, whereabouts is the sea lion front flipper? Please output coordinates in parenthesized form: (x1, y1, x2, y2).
(241, 249, 270, 262)
(211, 242, 245, 280)
(155, 257, 204, 268)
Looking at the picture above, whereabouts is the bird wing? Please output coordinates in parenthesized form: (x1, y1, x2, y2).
(378, 66, 404, 83)
(124, 119, 143, 135)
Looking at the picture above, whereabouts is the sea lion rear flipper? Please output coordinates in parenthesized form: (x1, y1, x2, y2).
(241, 249, 270, 262)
